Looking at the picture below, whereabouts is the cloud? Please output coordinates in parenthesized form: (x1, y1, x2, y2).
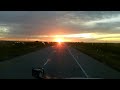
(83, 14, 120, 27)
(0, 11, 120, 42)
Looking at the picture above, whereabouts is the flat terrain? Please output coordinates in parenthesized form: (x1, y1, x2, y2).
(68, 42, 120, 72)
(0, 43, 120, 79)
(0, 41, 53, 61)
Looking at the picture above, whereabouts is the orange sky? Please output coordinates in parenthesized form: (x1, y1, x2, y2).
(0, 11, 120, 43)
(1, 33, 120, 43)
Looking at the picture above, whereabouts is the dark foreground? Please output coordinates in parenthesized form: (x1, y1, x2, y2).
(0, 43, 120, 79)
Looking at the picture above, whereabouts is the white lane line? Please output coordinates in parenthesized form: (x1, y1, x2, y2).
(67, 47, 89, 78)
(43, 58, 52, 67)
(42, 48, 56, 67)
(42, 49, 55, 67)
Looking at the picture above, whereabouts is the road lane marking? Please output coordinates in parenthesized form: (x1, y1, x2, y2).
(67, 47, 89, 78)
(43, 59, 50, 66)
(42, 49, 55, 67)
(42, 47, 56, 67)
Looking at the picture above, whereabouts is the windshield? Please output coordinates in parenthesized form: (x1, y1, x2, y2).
(0, 11, 120, 79)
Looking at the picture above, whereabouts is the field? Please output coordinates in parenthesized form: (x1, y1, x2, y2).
(1, 41, 120, 72)
(0, 41, 55, 62)
(68, 42, 120, 72)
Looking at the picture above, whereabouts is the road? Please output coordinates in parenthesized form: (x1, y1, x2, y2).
(0, 43, 120, 79)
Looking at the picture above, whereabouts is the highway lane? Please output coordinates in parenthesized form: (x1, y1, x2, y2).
(0, 46, 53, 79)
(0, 43, 120, 79)
(67, 47, 120, 79)
(43, 44, 87, 79)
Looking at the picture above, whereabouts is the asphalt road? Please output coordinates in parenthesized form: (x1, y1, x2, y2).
(0, 43, 120, 79)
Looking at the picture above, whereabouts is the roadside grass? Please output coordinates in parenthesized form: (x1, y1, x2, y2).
(68, 42, 120, 72)
(0, 41, 55, 62)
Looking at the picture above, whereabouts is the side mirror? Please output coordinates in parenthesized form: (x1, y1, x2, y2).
(32, 67, 44, 79)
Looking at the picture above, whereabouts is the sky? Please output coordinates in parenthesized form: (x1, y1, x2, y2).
(0, 11, 120, 42)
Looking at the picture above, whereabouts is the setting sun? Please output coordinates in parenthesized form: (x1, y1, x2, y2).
(56, 38, 64, 43)
(54, 37, 65, 44)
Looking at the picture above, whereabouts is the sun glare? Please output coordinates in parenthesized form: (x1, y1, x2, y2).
(56, 38, 63, 43)
(54, 38, 64, 44)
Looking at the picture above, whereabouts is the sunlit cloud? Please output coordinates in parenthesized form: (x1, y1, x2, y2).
(84, 14, 120, 27)
(0, 26, 10, 33)
(50, 33, 94, 38)
(35, 33, 120, 42)
(1, 33, 120, 42)
(114, 27, 120, 30)
(0, 11, 120, 42)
